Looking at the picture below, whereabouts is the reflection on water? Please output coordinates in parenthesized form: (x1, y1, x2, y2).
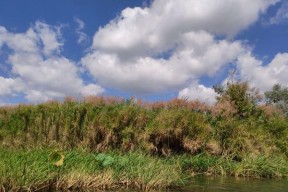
(70, 177, 288, 192)
(177, 176, 288, 192)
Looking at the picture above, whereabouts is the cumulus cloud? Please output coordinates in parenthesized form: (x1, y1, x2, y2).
(237, 52, 288, 92)
(178, 51, 288, 103)
(0, 77, 24, 96)
(83, 31, 244, 94)
(92, 0, 277, 56)
(82, 0, 277, 98)
(178, 82, 217, 104)
(0, 21, 104, 103)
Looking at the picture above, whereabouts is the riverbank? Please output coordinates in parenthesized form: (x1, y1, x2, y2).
(0, 148, 183, 191)
(1, 96, 288, 190)
(1, 148, 288, 191)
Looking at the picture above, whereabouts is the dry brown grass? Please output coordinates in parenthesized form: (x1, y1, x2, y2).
(258, 104, 285, 118)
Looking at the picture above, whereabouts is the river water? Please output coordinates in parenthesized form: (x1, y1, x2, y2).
(115, 176, 288, 192)
(175, 176, 288, 192)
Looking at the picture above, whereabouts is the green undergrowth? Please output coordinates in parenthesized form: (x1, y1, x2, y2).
(0, 148, 183, 191)
(1, 148, 288, 191)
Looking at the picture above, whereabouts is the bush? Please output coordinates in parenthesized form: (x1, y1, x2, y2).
(214, 82, 261, 119)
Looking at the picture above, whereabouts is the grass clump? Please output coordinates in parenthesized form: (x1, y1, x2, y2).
(0, 148, 183, 191)
(2, 148, 288, 191)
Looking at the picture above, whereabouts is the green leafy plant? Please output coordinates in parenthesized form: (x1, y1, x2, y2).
(95, 153, 115, 168)
(49, 150, 65, 167)
(265, 84, 288, 116)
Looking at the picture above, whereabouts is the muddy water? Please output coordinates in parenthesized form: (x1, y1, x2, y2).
(80, 176, 288, 192)
(175, 176, 288, 192)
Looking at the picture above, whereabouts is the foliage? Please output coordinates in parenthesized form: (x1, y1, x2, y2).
(265, 84, 288, 116)
(213, 81, 262, 118)
(0, 94, 287, 159)
(49, 150, 65, 167)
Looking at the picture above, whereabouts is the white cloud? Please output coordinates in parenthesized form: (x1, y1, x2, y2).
(0, 77, 24, 96)
(178, 82, 217, 104)
(74, 17, 89, 44)
(25, 89, 61, 103)
(92, 0, 277, 57)
(83, 31, 244, 94)
(34, 21, 63, 56)
(237, 52, 288, 92)
(2, 29, 38, 53)
(0, 21, 104, 103)
(180, 51, 288, 104)
(82, 0, 278, 98)
(269, 1, 288, 24)
(9, 55, 84, 96)
(80, 84, 104, 96)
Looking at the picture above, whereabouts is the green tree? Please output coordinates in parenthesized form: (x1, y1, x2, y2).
(213, 81, 261, 118)
(265, 84, 288, 116)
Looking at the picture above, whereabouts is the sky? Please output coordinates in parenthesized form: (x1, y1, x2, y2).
(0, 0, 288, 105)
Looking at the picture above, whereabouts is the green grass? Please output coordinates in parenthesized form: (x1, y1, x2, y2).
(0, 148, 184, 191)
(1, 148, 288, 191)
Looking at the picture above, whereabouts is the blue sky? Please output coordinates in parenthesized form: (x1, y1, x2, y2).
(0, 0, 287, 105)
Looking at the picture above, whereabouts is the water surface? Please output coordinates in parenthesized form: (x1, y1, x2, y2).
(176, 176, 288, 192)
(82, 176, 288, 192)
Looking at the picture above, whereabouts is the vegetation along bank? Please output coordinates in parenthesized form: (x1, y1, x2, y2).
(1, 82, 288, 191)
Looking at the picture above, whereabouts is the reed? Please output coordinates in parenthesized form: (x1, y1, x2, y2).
(1, 97, 287, 158)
